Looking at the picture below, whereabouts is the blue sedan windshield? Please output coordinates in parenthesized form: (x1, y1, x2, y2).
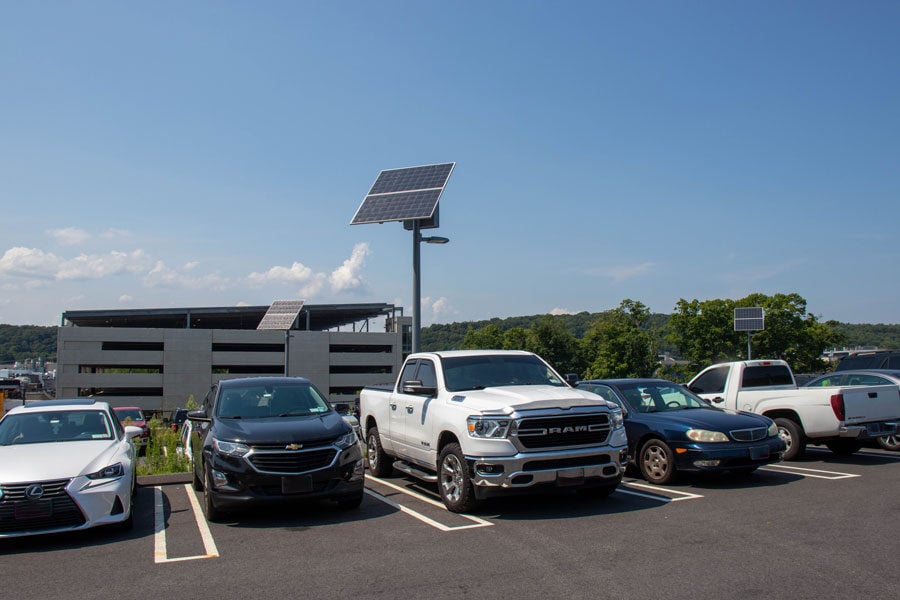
(617, 384, 708, 412)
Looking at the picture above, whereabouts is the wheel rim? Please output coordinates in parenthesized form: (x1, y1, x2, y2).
(882, 434, 899, 449)
(778, 426, 793, 452)
(642, 444, 669, 481)
(366, 435, 379, 471)
(440, 454, 464, 503)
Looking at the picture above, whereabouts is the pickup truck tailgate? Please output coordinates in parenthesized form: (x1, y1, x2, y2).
(840, 385, 900, 424)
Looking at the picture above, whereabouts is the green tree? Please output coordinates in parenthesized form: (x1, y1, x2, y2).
(502, 327, 528, 350)
(461, 324, 504, 349)
(525, 315, 582, 375)
(666, 298, 741, 370)
(582, 299, 657, 378)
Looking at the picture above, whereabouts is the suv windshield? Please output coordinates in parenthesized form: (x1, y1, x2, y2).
(216, 382, 331, 419)
(443, 354, 566, 392)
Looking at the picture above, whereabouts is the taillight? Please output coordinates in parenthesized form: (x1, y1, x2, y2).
(830, 393, 845, 421)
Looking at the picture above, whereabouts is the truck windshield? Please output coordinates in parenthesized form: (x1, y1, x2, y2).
(442, 355, 566, 392)
(216, 383, 331, 419)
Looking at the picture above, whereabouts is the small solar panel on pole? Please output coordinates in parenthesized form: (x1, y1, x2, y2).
(734, 307, 765, 360)
(258, 300, 305, 376)
(351, 163, 455, 353)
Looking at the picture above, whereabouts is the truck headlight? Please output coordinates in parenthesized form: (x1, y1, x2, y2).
(467, 417, 510, 439)
(686, 429, 729, 442)
(213, 438, 251, 457)
(610, 409, 624, 429)
(767, 422, 778, 437)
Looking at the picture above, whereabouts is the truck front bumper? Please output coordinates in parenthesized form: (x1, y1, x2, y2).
(838, 421, 899, 439)
(466, 445, 628, 493)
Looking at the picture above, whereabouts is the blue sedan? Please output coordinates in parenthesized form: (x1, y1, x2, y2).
(576, 378, 786, 484)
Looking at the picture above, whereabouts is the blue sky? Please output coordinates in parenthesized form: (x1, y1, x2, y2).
(2, 2, 898, 327)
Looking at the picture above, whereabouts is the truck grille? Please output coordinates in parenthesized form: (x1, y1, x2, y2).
(730, 427, 768, 442)
(0, 479, 86, 534)
(514, 414, 611, 449)
(248, 448, 337, 474)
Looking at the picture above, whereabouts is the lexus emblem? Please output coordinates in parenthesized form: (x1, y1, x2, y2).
(25, 484, 45, 500)
(285, 443, 303, 450)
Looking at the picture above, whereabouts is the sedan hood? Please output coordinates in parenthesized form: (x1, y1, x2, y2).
(450, 385, 615, 415)
(0, 441, 120, 484)
(212, 411, 349, 445)
(636, 407, 770, 430)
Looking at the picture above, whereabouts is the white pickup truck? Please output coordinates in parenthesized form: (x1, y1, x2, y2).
(360, 350, 628, 512)
(687, 359, 900, 460)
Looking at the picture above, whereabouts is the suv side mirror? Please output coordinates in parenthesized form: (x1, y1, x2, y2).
(333, 403, 350, 415)
(187, 409, 211, 423)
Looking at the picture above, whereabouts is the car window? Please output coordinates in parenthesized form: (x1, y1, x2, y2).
(0, 410, 114, 445)
(618, 383, 707, 412)
(690, 366, 729, 394)
(115, 409, 144, 422)
(577, 384, 625, 411)
(847, 374, 891, 386)
(398, 360, 419, 389)
(217, 382, 330, 418)
(807, 375, 843, 387)
(416, 360, 437, 388)
(741, 365, 794, 388)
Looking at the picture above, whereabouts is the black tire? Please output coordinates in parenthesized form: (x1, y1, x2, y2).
(335, 489, 364, 510)
(825, 439, 863, 456)
(192, 463, 204, 492)
(437, 443, 479, 513)
(638, 438, 677, 485)
(366, 427, 393, 477)
(877, 434, 900, 451)
(775, 417, 806, 461)
(203, 467, 223, 522)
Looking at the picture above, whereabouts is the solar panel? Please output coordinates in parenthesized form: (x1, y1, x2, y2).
(351, 162, 454, 226)
(734, 307, 765, 331)
(257, 300, 305, 331)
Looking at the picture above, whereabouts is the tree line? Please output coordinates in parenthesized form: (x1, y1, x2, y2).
(421, 292, 900, 381)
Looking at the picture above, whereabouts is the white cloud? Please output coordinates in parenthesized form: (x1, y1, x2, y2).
(47, 227, 90, 246)
(550, 307, 574, 315)
(0, 247, 62, 278)
(144, 260, 229, 290)
(56, 250, 153, 280)
(248, 261, 317, 285)
(330, 243, 370, 293)
(118, 294, 134, 304)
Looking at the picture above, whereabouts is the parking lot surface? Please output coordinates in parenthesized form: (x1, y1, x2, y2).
(3, 447, 900, 600)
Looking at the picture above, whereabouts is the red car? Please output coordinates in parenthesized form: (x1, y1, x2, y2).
(113, 406, 150, 451)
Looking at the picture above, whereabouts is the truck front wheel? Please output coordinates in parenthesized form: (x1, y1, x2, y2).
(438, 443, 479, 513)
(775, 417, 806, 461)
(366, 427, 394, 477)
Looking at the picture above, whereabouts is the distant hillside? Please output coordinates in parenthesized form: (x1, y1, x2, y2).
(0, 325, 57, 363)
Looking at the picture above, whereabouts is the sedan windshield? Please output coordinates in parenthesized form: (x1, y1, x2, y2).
(616, 383, 709, 413)
(216, 383, 331, 419)
(0, 410, 114, 445)
(443, 354, 566, 392)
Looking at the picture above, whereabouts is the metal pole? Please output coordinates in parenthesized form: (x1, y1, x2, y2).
(284, 329, 290, 376)
(412, 221, 421, 353)
(747, 332, 752, 361)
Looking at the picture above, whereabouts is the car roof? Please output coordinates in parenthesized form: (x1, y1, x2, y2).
(578, 378, 674, 387)
(218, 376, 311, 388)
(809, 369, 900, 381)
(5, 398, 110, 416)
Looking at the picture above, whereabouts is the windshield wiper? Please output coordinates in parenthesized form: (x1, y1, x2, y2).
(278, 411, 310, 417)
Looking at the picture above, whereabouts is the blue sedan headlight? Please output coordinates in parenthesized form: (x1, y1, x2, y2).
(768, 422, 778, 437)
(686, 429, 729, 442)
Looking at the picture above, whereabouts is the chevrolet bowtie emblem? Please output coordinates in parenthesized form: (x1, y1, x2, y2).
(285, 443, 303, 450)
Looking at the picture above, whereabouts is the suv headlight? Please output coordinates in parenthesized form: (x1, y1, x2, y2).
(467, 416, 510, 439)
(86, 463, 125, 480)
(686, 429, 729, 442)
(213, 438, 250, 457)
(767, 422, 779, 437)
(334, 431, 358, 449)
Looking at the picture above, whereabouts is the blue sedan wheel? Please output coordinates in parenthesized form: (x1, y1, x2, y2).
(639, 438, 677, 485)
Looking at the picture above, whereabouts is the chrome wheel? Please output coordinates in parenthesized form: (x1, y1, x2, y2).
(642, 444, 670, 481)
(440, 453, 465, 505)
(878, 434, 900, 451)
(778, 426, 793, 452)
(366, 433, 380, 471)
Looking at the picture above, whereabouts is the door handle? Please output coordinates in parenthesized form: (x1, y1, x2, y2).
(406, 406, 414, 414)
(390, 403, 397, 411)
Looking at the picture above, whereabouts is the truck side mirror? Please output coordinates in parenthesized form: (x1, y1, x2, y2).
(402, 380, 437, 396)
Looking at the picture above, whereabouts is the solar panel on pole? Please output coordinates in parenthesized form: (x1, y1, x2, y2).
(350, 162, 454, 229)
(734, 307, 765, 332)
(257, 300, 305, 330)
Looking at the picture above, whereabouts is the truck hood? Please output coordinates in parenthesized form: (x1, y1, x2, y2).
(449, 385, 615, 415)
(211, 411, 350, 445)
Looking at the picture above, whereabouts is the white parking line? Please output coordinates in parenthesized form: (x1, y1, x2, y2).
(365, 476, 493, 531)
(760, 464, 861, 480)
(153, 485, 219, 563)
(620, 481, 704, 501)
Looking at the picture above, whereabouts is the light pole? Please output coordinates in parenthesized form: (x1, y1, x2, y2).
(412, 220, 450, 353)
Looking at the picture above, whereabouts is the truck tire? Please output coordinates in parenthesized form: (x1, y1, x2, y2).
(775, 417, 806, 461)
(638, 438, 677, 485)
(825, 439, 862, 456)
(438, 443, 479, 513)
(877, 434, 900, 451)
(366, 427, 394, 477)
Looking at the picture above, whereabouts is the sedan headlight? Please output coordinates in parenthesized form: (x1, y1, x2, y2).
(686, 429, 729, 443)
(212, 438, 250, 457)
(467, 416, 510, 439)
(767, 422, 779, 437)
(86, 463, 125, 480)
(334, 431, 358, 449)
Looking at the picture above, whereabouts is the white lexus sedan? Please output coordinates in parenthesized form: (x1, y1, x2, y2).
(0, 399, 143, 538)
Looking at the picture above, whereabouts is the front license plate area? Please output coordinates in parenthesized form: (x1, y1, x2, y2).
(15, 501, 53, 520)
(750, 446, 770, 460)
(281, 475, 313, 494)
(557, 468, 585, 487)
